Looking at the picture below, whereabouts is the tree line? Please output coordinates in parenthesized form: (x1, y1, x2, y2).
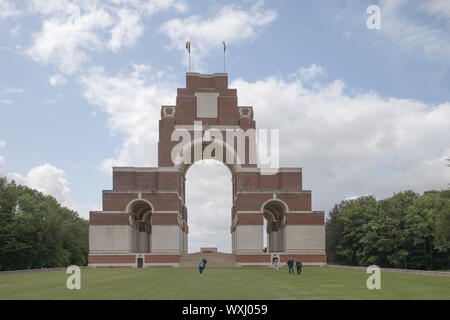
(0, 177, 88, 271)
(326, 190, 450, 270)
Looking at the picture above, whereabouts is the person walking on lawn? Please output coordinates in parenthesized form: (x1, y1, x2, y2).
(287, 257, 295, 275)
(296, 260, 303, 275)
(198, 259, 205, 274)
(272, 257, 279, 274)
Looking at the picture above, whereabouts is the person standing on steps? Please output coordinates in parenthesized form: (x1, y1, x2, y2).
(198, 259, 205, 274)
(287, 257, 295, 275)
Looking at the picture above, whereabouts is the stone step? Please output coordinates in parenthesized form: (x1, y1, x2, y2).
(179, 252, 238, 267)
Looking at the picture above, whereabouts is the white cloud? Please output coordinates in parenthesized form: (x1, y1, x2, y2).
(8, 163, 75, 208)
(378, 0, 450, 65)
(160, 1, 276, 68)
(2, 87, 24, 94)
(0, 140, 5, 148)
(26, 0, 186, 74)
(26, 4, 114, 74)
(297, 63, 326, 82)
(0, 156, 4, 174)
(27, 0, 72, 15)
(79, 65, 177, 171)
(231, 69, 450, 213)
(7, 163, 98, 218)
(421, 0, 450, 19)
(108, 8, 143, 52)
(0, 99, 13, 104)
(48, 74, 67, 86)
(0, 0, 20, 20)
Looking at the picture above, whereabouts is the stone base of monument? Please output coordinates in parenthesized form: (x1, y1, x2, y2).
(88, 252, 326, 268)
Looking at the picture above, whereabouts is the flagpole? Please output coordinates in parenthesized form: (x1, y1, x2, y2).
(223, 41, 226, 73)
(186, 40, 191, 72)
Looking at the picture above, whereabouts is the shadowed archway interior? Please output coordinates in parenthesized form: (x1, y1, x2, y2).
(127, 199, 152, 253)
(262, 199, 288, 253)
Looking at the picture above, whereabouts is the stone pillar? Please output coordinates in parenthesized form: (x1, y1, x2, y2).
(138, 231, 147, 252)
(283, 213, 325, 254)
(234, 213, 264, 253)
(150, 213, 183, 253)
(148, 231, 152, 252)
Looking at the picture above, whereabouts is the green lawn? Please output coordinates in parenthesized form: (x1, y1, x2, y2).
(0, 267, 448, 300)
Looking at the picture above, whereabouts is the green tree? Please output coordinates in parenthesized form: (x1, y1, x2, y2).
(0, 177, 89, 271)
(434, 190, 450, 254)
(325, 189, 449, 270)
(334, 196, 377, 266)
(325, 205, 342, 264)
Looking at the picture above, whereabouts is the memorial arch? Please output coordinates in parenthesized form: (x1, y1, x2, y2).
(88, 72, 326, 267)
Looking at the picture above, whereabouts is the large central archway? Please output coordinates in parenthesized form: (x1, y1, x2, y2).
(185, 159, 232, 253)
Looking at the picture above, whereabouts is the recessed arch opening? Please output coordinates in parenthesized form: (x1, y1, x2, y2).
(126, 199, 153, 253)
(261, 199, 289, 253)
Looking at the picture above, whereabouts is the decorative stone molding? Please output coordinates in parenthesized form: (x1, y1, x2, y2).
(238, 107, 252, 119)
(162, 106, 176, 118)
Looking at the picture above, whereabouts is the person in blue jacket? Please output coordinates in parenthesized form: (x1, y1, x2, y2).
(198, 259, 205, 274)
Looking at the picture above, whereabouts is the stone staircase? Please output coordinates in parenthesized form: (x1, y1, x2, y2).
(179, 252, 238, 267)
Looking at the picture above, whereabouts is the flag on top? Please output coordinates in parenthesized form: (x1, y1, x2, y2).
(185, 40, 191, 54)
(223, 41, 226, 53)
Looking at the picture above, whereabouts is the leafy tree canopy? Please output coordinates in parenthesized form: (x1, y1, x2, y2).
(0, 177, 88, 271)
(326, 189, 449, 270)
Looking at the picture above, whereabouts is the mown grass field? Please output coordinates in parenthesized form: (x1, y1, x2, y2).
(0, 267, 448, 300)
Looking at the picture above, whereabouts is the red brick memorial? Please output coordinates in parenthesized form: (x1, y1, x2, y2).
(88, 72, 326, 267)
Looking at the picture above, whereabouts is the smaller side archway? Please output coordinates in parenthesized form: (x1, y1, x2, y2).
(261, 199, 289, 253)
(127, 199, 154, 253)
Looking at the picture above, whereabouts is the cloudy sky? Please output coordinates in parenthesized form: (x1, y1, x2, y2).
(0, 0, 449, 253)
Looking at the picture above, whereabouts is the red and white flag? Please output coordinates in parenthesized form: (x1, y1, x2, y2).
(185, 40, 191, 53)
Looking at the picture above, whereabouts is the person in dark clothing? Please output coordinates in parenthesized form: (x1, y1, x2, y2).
(287, 257, 295, 274)
(296, 260, 303, 275)
(202, 258, 207, 268)
(272, 257, 279, 274)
